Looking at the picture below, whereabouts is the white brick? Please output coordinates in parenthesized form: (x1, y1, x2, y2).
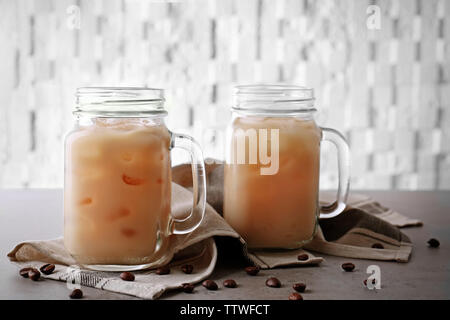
(417, 173, 437, 190)
(394, 153, 415, 173)
(397, 85, 413, 108)
(366, 173, 393, 189)
(373, 86, 392, 110)
(374, 152, 396, 174)
(394, 130, 416, 151)
(349, 129, 372, 155)
(394, 173, 418, 189)
(417, 130, 437, 153)
(372, 130, 393, 152)
(440, 128, 450, 152)
(417, 153, 437, 172)
(350, 154, 369, 175)
(374, 64, 392, 87)
(439, 84, 450, 107)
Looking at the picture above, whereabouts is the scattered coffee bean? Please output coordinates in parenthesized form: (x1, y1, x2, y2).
(289, 292, 303, 300)
(155, 266, 170, 275)
(181, 264, 194, 274)
(371, 243, 384, 249)
(70, 289, 83, 299)
(297, 254, 309, 261)
(293, 283, 306, 293)
(245, 266, 260, 276)
(120, 272, 135, 281)
(182, 283, 195, 293)
(202, 280, 218, 290)
(341, 262, 355, 272)
(223, 279, 237, 288)
(363, 278, 376, 286)
(19, 267, 33, 278)
(28, 268, 40, 281)
(265, 277, 281, 288)
(427, 238, 440, 248)
(40, 263, 55, 275)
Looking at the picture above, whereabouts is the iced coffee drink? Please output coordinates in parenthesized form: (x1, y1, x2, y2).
(224, 117, 321, 248)
(64, 87, 207, 270)
(64, 118, 172, 265)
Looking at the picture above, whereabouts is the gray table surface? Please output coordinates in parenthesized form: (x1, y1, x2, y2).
(1, 189, 449, 300)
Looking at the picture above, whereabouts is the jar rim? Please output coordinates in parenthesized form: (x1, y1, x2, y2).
(233, 84, 316, 114)
(75, 87, 167, 117)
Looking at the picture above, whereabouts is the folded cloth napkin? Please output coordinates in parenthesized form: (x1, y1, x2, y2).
(322, 192, 422, 228)
(173, 162, 419, 263)
(8, 237, 217, 300)
(8, 162, 419, 299)
(7, 182, 320, 299)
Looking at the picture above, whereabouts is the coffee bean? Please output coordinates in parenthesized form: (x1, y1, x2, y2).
(120, 272, 135, 281)
(223, 279, 237, 288)
(289, 292, 303, 300)
(297, 254, 309, 261)
(427, 238, 440, 248)
(19, 267, 33, 278)
(202, 280, 218, 290)
(181, 264, 194, 274)
(363, 278, 376, 286)
(371, 243, 384, 249)
(182, 283, 195, 293)
(155, 266, 170, 275)
(40, 264, 55, 275)
(293, 283, 306, 293)
(28, 268, 40, 281)
(265, 277, 281, 288)
(341, 262, 355, 272)
(70, 289, 83, 299)
(245, 266, 260, 276)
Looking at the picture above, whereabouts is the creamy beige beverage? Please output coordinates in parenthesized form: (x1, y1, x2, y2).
(224, 116, 321, 249)
(64, 118, 171, 265)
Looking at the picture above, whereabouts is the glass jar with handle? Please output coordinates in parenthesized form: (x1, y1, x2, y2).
(224, 84, 350, 249)
(64, 87, 206, 271)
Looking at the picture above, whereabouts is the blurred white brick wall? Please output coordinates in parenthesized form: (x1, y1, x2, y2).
(0, 0, 449, 190)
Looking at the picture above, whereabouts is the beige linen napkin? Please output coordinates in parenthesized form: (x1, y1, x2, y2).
(8, 162, 420, 299)
(332, 192, 422, 228)
(174, 162, 419, 263)
(7, 182, 320, 299)
(8, 238, 216, 299)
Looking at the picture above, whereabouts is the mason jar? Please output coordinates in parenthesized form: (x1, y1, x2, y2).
(224, 84, 350, 249)
(64, 87, 206, 271)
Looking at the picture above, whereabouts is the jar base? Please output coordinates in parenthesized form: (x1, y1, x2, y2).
(245, 223, 318, 250)
(80, 261, 165, 272)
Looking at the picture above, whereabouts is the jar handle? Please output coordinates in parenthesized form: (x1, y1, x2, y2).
(169, 132, 207, 234)
(319, 127, 351, 218)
